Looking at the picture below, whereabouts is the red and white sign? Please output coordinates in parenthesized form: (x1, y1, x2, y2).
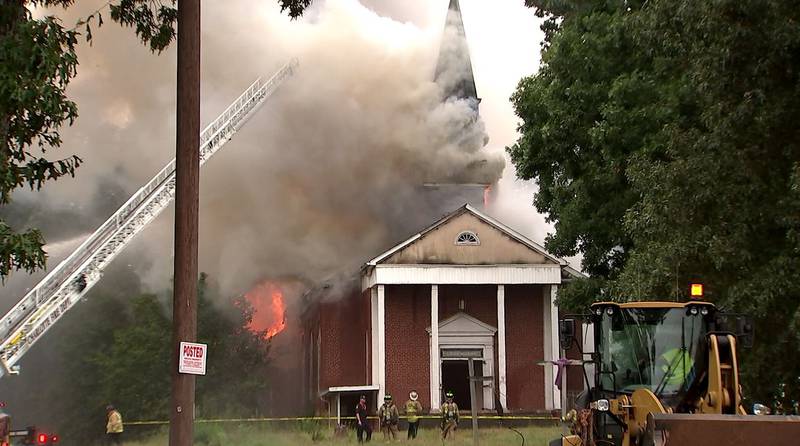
(178, 342, 207, 375)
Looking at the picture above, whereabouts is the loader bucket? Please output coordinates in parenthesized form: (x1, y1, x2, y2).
(644, 413, 800, 446)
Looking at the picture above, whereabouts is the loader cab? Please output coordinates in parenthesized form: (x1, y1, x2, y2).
(591, 302, 716, 408)
(555, 300, 757, 446)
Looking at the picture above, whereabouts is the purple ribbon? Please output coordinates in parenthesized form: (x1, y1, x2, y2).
(550, 358, 571, 390)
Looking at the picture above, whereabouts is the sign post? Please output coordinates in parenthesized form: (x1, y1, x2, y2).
(467, 358, 494, 446)
(468, 358, 478, 446)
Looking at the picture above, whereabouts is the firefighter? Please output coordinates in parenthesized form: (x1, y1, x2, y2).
(106, 404, 123, 445)
(404, 390, 423, 440)
(0, 409, 10, 446)
(355, 394, 372, 443)
(378, 394, 400, 441)
(660, 347, 695, 389)
(440, 391, 459, 440)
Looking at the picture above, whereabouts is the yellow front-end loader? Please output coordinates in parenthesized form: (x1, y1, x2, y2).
(551, 300, 800, 446)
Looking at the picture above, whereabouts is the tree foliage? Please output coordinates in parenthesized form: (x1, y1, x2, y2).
(0, 0, 314, 279)
(510, 0, 800, 401)
(47, 273, 274, 444)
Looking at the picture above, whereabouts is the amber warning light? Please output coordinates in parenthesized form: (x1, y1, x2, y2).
(690, 283, 704, 299)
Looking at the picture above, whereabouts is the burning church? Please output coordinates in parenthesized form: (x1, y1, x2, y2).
(298, 0, 581, 417)
(301, 203, 581, 417)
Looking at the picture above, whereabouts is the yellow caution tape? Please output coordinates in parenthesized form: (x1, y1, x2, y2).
(126, 415, 558, 426)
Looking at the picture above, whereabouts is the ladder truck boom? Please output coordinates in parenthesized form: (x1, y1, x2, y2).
(0, 60, 298, 378)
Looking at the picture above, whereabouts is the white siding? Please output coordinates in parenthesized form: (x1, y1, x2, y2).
(363, 264, 561, 289)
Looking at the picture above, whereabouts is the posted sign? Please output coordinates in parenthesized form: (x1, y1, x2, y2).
(178, 342, 207, 375)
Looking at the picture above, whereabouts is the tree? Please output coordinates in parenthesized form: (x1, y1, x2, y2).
(92, 293, 172, 422)
(194, 273, 273, 417)
(0, 0, 314, 279)
(510, 0, 800, 401)
(37, 272, 274, 444)
(0, 262, 146, 445)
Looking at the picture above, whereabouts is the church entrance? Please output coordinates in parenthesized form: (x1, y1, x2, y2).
(432, 312, 496, 411)
(441, 353, 484, 410)
(441, 360, 471, 409)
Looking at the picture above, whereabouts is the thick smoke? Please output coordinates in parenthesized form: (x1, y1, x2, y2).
(1, 0, 509, 303)
(194, 0, 504, 294)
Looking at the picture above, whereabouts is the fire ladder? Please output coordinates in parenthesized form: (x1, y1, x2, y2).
(0, 59, 298, 378)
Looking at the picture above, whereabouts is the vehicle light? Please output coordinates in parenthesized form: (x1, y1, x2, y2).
(689, 307, 699, 315)
(595, 308, 602, 316)
(51, 435, 59, 443)
(37, 434, 47, 444)
(690, 283, 703, 299)
(700, 307, 709, 316)
(605, 307, 614, 316)
(591, 399, 610, 412)
(753, 403, 771, 415)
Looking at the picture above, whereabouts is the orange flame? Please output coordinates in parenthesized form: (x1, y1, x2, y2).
(244, 282, 286, 340)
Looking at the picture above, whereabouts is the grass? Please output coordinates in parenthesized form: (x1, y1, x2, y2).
(127, 423, 565, 446)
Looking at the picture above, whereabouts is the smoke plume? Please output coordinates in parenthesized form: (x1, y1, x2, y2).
(0, 0, 513, 304)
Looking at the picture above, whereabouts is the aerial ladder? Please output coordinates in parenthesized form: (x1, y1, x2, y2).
(0, 59, 298, 378)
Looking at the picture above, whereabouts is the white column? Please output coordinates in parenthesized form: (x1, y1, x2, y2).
(483, 345, 494, 410)
(371, 287, 379, 387)
(496, 284, 507, 411)
(542, 286, 555, 410)
(546, 284, 562, 412)
(430, 284, 441, 411)
(336, 393, 341, 424)
(377, 284, 386, 409)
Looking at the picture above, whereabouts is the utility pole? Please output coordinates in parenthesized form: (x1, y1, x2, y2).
(169, 2, 200, 446)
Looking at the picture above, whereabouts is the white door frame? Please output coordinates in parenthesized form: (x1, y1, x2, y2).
(430, 313, 497, 411)
(439, 346, 493, 410)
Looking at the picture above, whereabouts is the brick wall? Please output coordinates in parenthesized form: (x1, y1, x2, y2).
(319, 288, 369, 391)
(300, 304, 321, 409)
(439, 284, 497, 327)
(364, 288, 372, 385)
(385, 285, 432, 409)
(505, 284, 545, 411)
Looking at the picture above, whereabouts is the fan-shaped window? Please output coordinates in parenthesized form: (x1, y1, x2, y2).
(455, 231, 480, 246)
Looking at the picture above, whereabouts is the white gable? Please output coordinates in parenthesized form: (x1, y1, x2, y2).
(427, 312, 497, 335)
(368, 205, 566, 266)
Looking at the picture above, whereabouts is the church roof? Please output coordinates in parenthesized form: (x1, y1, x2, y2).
(434, 0, 479, 103)
(365, 204, 579, 276)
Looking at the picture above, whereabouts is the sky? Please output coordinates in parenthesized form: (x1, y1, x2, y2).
(2, 0, 558, 302)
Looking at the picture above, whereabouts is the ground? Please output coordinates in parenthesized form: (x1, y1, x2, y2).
(127, 424, 564, 446)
